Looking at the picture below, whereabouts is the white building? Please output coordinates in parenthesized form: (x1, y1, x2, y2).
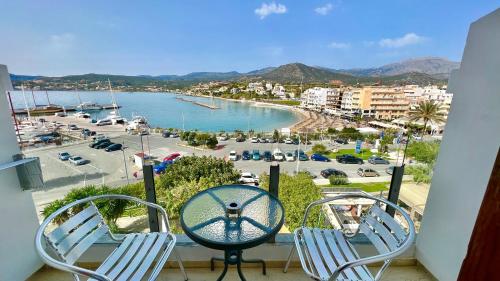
(300, 87, 339, 111)
(272, 84, 287, 99)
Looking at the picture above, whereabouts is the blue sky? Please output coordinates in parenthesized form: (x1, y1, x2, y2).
(0, 0, 498, 76)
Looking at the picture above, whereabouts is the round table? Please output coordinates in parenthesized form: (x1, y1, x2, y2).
(180, 184, 284, 281)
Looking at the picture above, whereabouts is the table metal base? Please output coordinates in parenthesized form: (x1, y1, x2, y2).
(210, 250, 266, 281)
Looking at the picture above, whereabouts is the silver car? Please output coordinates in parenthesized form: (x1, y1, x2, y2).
(357, 167, 379, 177)
(368, 156, 390, 165)
(68, 156, 88, 166)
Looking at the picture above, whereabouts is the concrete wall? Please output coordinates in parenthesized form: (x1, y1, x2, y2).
(0, 65, 43, 280)
(416, 9, 500, 281)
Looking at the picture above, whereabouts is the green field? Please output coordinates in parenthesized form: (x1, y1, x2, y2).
(264, 100, 301, 106)
(321, 182, 390, 192)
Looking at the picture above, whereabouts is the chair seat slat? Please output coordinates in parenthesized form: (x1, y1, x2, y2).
(108, 234, 147, 279)
(302, 228, 330, 280)
(116, 233, 158, 281)
(57, 215, 103, 256)
(95, 234, 136, 275)
(364, 216, 399, 251)
(333, 230, 373, 280)
(359, 223, 390, 254)
(48, 205, 99, 244)
(369, 205, 406, 242)
(323, 230, 358, 280)
(65, 225, 109, 264)
(312, 229, 339, 274)
(131, 233, 169, 280)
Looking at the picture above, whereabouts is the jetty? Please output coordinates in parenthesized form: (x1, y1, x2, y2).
(175, 97, 220, 110)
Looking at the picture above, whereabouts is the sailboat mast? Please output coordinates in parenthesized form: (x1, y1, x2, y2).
(107, 78, 120, 114)
(31, 89, 37, 107)
(21, 84, 31, 120)
(45, 90, 51, 105)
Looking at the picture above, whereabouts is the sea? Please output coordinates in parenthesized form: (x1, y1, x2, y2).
(8, 91, 300, 132)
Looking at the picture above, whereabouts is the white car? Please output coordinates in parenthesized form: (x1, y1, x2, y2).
(285, 152, 295, 162)
(284, 138, 294, 144)
(239, 172, 259, 184)
(228, 151, 238, 161)
(74, 112, 90, 118)
(218, 135, 229, 141)
(250, 137, 259, 143)
(96, 119, 112, 126)
(68, 156, 88, 166)
(273, 149, 284, 161)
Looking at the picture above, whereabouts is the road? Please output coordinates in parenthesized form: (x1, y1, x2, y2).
(27, 133, 394, 218)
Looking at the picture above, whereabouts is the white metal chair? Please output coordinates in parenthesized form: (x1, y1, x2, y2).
(35, 194, 188, 281)
(284, 193, 415, 281)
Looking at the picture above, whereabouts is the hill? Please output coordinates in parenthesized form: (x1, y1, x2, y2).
(339, 57, 460, 78)
(256, 63, 355, 83)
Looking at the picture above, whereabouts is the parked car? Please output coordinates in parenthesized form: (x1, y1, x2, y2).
(321, 168, 347, 178)
(252, 150, 261, 160)
(357, 167, 380, 177)
(386, 166, 396, 175)
(235, 136, 245, 142)
(258, 138, 267, 143)
(228, 151, 238, 161)
(336, 154, 364, 164)
(368, 156, 390, 165)
(334, 139, 348, 144)
(92, 134, 107, 142)
(285, 152, 295, 162)
(267, 138, 277, 143)
(218, 135, 229, 141)
(272, 149, 285, 161)
(68, 156, 88, 166)
(89, 138, 110, 148)
(239, 172, 259, 185)
(153, 160, 173, 174)
(170, 132, 179, 138)
(105, 143, 123, 152)
(311, 154, 331, 162)
(250, 137, 259, 143)
(163, 153, 181, 162)
(68, 124, 79, 130)
(284, 138, 294, 144)
(263, 151, 272, 162)
(294, 150, 309, 161)
(96, 119, 112, 126)
(96, 141, 114, 149)
(58, 152, 71, 161)
(161, 130, 171, 138)
(242, 150, 251, 160)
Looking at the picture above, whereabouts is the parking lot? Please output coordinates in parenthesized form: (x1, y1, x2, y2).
(28, 133, 394, 217)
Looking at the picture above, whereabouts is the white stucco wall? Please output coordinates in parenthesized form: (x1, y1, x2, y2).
(416, 9, 500, 281)
(0, 65, 43, 280)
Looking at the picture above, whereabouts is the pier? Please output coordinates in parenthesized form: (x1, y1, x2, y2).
(175, 97, 220, 110)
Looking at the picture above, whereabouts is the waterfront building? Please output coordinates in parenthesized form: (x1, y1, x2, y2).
(272, 84, 286, 99)
(300, 87, 340, 112)
(369, 87, 410, 120)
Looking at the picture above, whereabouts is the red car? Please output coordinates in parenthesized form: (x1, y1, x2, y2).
(163, 153, 181, 162)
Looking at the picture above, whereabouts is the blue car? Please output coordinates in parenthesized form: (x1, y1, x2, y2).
(311, 154, 331, 162)
(242, 150, 251, 160)
(153, 160, 173, 174)
(58, 152, 71, 161)
(252, 150, 260, 160)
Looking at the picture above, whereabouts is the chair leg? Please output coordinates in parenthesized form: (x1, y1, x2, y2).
(283, 244, 296, 273)
(174, 248, 188, 281)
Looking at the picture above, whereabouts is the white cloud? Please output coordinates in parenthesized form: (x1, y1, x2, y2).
(315, 3, 334, 15)
(49, 33, 76, 50)
(378, 33, 427, 48)
(255, 2, 287, 19)
(328, 41, 350, 49)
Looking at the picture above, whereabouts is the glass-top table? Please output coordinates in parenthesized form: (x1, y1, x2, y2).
(180, 184, 284, 281)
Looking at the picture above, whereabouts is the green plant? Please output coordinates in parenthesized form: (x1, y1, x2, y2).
(329, 175, 348, 185)
(406, 141, 441, 165)
(405, 165, 433, 184)
(409, 101, 446, 137)
(312, 144, 328, 155)
(260, 172, 324, 231)
(156, 155, 240, 189)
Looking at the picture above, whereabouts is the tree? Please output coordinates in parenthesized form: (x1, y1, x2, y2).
(409, 101, 446, 137)
(312, 144, 328, 155)
(273, 129, 280, 141)
(406, 141, 441, 165)
(339, 127, 363, 141)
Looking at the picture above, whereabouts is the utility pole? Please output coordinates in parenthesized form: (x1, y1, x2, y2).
(121, 141, 130, 184)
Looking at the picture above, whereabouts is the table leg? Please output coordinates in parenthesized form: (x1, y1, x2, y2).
(216, 262, 228, 281)
(211, 257, 225, 271)
(212, 250, 267, 281)
(236, 261, 247, 281)
(241, 257, 266, 275)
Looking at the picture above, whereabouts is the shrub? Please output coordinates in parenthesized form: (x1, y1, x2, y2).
(329, 175, 348, 185)
(156, 155, 240, 189)
(260, 172, 324, 231)
(312, 144, 328, 155)
(406, 140, 441, 165)
(405, 165, 433, 184)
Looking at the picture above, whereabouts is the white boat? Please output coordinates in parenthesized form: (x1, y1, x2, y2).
(127, 116, 149, 131)
(107, 110, 127, 125)
(76, 102, 102, 111)
(74, 111, 91, 118)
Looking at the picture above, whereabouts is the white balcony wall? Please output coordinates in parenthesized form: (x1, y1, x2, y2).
(416, 9, 500, 281)
(0, 65, 43, 280)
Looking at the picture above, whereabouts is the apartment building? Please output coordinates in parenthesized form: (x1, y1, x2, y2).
(300, 87, 339, 112)
(404, 85, 454, 118)
(369, 87, 410, 120)
(340, 88, 374, 117)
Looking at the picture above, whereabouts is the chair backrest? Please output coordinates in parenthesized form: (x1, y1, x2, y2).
(359, 204, 408, 255)
(44, 203, 110, 264)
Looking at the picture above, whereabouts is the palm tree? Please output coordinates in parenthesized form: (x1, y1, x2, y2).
(409, 101, 446, 137)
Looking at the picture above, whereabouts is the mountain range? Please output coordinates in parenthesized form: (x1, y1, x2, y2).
(10, 57, 459, 86)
